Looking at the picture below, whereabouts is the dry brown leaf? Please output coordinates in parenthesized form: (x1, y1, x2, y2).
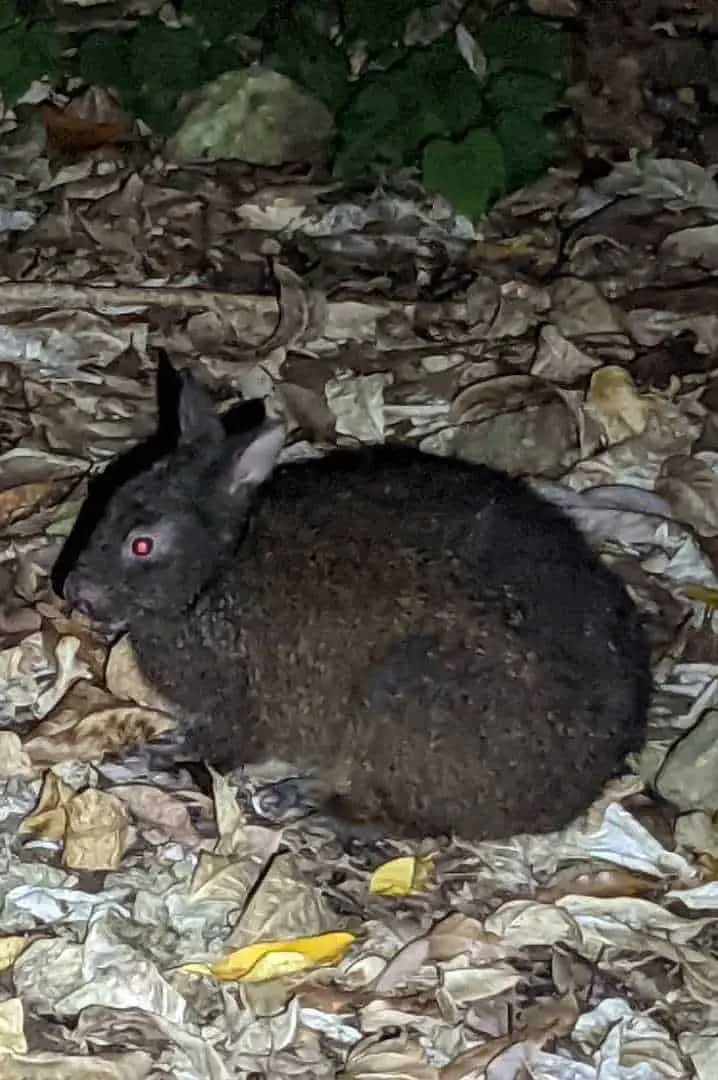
(25, 704, 175, 764)
(0, 478, 78, 529)
(343, 1031, 439, 1080)
(109, 784, 202, 847)
(43, 102, 135, 154)
(0, 1049, 153, 1079)
(19, 770, 75, 841)
(535, 866, 660, 903)
(0, 731, 36, 779)
(585, 366, 652, 444)
(64, 788, 131, 871)
(0, 999, 27, 1056)
(656, 453, 718, 538)
(2, 48, 718, 1079)
(33, 605, 108, 676)
(373, 938, 432, 995)
(440, 1037, 513, 1080)
(104, 635, 173, 712)
(227, 852, 339, 949)
(0, 447, 85, 518)
(0, 937, 33, 973)
(427, 913, 504, 964)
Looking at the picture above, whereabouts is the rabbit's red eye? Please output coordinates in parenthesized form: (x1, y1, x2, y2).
(131, 536, 154, 558)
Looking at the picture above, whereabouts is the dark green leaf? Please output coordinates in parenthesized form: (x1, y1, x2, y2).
(333, 34, 484, 180)
(485, 69, 562, 119)
(479, 13, 568, 79)
(268, 14, 349, 111)
(340, 0, 419, 57)
(495, 110, 563, 189)
(182, 0, 268, 42)
(127, 22, 204, 132)
(0, 18, 59, 104)
(422, 128, 506, 221)
(77, 31, 132, 97)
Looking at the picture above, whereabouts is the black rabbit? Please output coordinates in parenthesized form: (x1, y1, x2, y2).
(58, 364, 651, 842)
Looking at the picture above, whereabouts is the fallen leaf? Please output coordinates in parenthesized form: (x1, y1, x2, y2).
(43, 101, 135, 153)
(0, 937, 32, 973)
(64, 788, 131, 871)
(0, 998, 27, 1055)
(19, 771, 75, 841)
(369, 856, 435, 898)
(373, 938, 431, 994)
(25, 704, 175, 763)
(343, 1031, 439, 1080)
(109, 784, 201, 847)
(0, 1049, 153, 1079)
(427, 913, 504, 964)
(105, 635, 173, 712)
(227, 851, 340, 949)
(585, 365, 652, 444)
(184, 931, 356, 983)
(536, 866, 660, 903)
(440, 1036, 513, 1080)
(0, 731, 36, 779)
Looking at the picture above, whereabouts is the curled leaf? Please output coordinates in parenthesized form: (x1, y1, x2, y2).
(585, 365, 651, 444)
(20, 771, 75, 841)
(184, 931, 356, 983)
(369, 856, 435, 898)
(64, 788, 131, 871)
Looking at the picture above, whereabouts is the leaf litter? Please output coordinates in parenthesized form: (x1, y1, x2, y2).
(2, 5, 718, 1079)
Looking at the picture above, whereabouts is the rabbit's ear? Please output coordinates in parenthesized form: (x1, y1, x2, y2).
(178, 371, 225, 445)
(222, 422, 286, 495)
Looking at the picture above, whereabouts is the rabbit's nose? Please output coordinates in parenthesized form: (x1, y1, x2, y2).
(62, 571, 103, 619)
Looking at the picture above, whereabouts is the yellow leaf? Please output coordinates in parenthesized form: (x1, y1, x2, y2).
(184, 931, 355, 983)
(243, 950, 320, 982)
(181, 962, 213, 976)
(0, 937, 31, 972)
(64, 788, 131, 871)
(369, 856, 435, 898)
(586, 365, 650, 443)
(19, 771, 74, 840)
(0, 998, 27, 1055)
(683, 585, 718, 610)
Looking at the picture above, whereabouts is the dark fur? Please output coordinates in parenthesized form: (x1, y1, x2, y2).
(58, 368, 651, 842)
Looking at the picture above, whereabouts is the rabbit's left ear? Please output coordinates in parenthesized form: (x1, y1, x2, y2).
(220, 422, 286, 496)
(178, 371, 225, 445)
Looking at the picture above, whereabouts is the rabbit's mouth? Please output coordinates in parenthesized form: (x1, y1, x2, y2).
(60, 569, 127, 633)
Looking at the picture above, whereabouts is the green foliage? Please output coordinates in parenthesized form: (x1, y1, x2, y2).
(331, 11, 568, 219)
(264, 2, 350, 112)
(0, 0, 571, 221)
(77, 24, 204, 134)
(479, 12, 569, 78)
(183, 0, 268, 42)
(0, 0, 58, 105)
(333, 36, 486, 180)
(423, 129, 507, 220)
(340, 0, 424, 57)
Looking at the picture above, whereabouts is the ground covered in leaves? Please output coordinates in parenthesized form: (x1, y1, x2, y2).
(3, 3, 718, 1079)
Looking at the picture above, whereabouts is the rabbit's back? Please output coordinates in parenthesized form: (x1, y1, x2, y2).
(139, 446, 649, 841)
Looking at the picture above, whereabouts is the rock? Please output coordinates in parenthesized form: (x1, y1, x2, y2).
(655, 708, 718, 811)
(168, 67, 334, 167)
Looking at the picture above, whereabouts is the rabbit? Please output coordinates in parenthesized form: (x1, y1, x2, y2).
(57, 363, 651, 843)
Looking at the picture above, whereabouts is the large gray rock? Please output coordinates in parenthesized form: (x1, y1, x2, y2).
(168, 68, 334, 166)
